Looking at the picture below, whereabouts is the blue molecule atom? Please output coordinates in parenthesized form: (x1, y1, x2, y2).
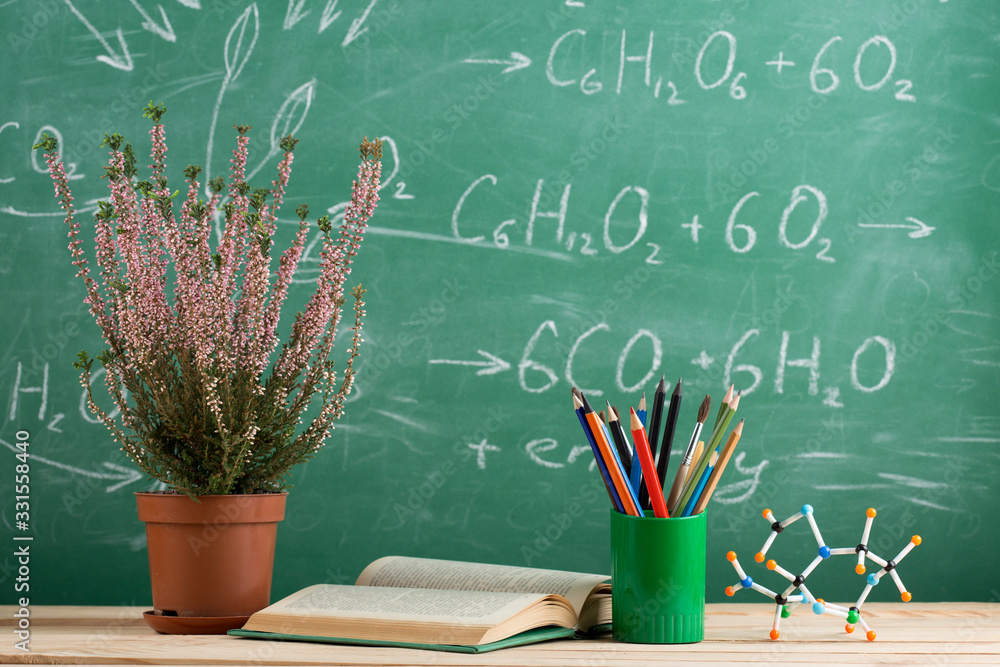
(724, 505, 922, 642)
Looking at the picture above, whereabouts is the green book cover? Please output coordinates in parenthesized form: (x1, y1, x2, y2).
(227, 557, 611, 652)
(228, 625, 579, 653)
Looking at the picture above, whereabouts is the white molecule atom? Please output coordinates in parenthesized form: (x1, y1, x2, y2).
(724, 505, 921, 641)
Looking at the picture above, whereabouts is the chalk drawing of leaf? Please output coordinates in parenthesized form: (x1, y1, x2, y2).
(224, 4, 259, 82)
(270, 79, 316, 152)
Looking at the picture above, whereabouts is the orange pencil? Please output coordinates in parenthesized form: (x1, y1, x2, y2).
(630, 408, 669, 518)
(581, 394, 642, 516)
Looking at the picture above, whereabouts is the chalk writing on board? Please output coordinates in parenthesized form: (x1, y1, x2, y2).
(8, 363, 64, 433)
(428, 322, 896, 403)
(517, 433, 767, 505)
(450, 173, 936, 264)
(536, 29, 919, 102)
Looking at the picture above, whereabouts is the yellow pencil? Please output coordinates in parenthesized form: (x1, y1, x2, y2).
(685, 441, 704, 485)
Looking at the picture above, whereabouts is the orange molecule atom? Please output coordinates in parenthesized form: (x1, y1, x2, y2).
(726, 505, 920, 643)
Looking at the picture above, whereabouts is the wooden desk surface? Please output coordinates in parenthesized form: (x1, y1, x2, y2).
(2, 604, 997, 666)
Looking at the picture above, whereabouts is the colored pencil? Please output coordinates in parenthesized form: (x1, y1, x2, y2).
(654, 378, 683, 492)
(714, 383, 734, 431)
(638, 376, 667, 510)
(607, 403, 632, 478)
(672, 392, 740, 516)
(666, 394, 710, 510)
(682, 449, 718, 517)
(628, 431, 643, 496)
(686, 441, 704, 485)
(691, 419, 744, 515)
(581, 393, 642, 516)
(572, 391, 624, 513)
(629, 408, 669, 518)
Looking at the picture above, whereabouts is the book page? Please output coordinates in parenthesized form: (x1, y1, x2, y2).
(282, 585, 540, 623)
(242, 584, 577, 646)
(356, 556, 609, 617)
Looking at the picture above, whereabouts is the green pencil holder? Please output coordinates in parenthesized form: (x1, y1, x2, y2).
(610, 509, 706, 644)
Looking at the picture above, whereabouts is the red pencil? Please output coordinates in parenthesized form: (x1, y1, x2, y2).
(629, 408, 669, 518)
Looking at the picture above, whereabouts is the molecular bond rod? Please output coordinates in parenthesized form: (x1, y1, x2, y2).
(725, 505, 921, 641)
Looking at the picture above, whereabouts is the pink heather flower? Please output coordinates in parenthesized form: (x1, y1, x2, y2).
(273, 156, 380, 385)
(41, 116, 382, 495)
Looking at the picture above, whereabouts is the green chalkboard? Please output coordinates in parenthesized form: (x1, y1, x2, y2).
(2, 0, 999, 610)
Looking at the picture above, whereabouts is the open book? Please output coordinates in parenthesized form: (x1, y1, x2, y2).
(230, 556, 610, 653)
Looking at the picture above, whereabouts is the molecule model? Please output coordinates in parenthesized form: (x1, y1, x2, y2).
(724, 505, 921, 641)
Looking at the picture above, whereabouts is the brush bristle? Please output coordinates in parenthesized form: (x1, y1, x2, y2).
(697, 395, 711, 423)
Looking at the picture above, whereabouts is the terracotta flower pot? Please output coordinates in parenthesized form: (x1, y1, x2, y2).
(135, 492, 286, 634)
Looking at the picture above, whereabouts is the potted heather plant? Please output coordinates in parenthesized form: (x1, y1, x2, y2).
(34, 102, 382, 634)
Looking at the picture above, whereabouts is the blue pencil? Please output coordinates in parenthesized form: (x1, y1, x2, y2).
(573, 392, 625, 513)
(682, 449, 718, 517)
(599, 419, 643, 513)
(580, 392, 642, 514)
(629, 446, 642, 497)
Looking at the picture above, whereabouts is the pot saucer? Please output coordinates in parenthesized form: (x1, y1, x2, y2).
(142, 611, 250, 635)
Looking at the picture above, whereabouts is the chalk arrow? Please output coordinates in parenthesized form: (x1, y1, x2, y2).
(64, 0, 134, 70)
(283, 0, 310, 30)
(857, 217, 935, 239)
(0, 436, 144, 492)
(428, 350, 511, 376)
(319, 0, 341, 33)
(463, 51, 532, 74)
(129, 0, 177, 42)
(101, 463, 145, 492)
(1, 199, 100, 218)
(342, 0, 378, 47)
